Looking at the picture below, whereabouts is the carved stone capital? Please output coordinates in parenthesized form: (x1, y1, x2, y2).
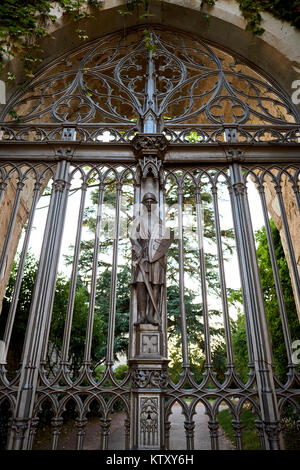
(53, 178, 71, 193)
(264, 421, 281, 441)
(131, 368, 169, 389)
(225, 148, 245, 163)
(232, 181, 247, 196)
(54, 145, 74, 161)
(207, 420, 219, 438)
(75, 417, 87, 435)
(100, 417, 111, 436)
(51, 416, 63, 435)
(132, 134, 169, 160)
(10, 419, 29, 439)
(184, 421, 195, 438)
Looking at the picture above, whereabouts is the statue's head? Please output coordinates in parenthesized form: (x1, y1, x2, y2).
(142, 192, 157, 212)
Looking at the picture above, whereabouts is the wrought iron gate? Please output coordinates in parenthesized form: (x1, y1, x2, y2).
(0, 27, 300, 451)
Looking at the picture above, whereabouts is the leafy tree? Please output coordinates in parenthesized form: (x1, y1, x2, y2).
(0, 252, 38, 374)
(49, 275, 105, 375)
(94, 265, 131, 361)
(0, 252, 106, 376)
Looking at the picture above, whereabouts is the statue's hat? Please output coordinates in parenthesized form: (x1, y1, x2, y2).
(142, 192, 157, 203)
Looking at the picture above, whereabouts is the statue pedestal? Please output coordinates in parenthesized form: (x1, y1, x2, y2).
(129, 324, 169, 450)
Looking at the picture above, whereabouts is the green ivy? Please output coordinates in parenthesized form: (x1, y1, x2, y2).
(202, 0, 300, 35)
(0, 0, 103, 78)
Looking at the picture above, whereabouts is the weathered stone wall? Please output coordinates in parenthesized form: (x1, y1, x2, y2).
(263, 174, 300, 321)
(0, 170, 50, 310)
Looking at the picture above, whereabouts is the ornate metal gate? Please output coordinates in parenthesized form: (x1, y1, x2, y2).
(0, 27, 300, 451)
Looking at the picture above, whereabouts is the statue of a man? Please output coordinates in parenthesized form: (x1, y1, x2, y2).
(130, 192, 173, 326)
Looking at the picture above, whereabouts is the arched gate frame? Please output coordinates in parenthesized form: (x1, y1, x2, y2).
(0, 27, 300, 450)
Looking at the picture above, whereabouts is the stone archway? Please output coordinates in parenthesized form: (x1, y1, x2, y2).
(0, 12, 299, 451)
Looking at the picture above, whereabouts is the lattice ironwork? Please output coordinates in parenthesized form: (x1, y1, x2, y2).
(1, 27, 299, 129)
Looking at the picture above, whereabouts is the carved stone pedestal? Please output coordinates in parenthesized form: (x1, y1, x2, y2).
(129, 325, 169, 450)
(129, 326, 169, 448)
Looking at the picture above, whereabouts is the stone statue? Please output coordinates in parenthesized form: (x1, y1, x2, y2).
(130, 192, 173, 326)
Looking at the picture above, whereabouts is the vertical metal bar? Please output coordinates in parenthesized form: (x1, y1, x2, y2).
(227, 183, 255, 375)
(128, 180, 140, 359)
(75, 418, 87, 450)
(83, 182, 104, 365)
(124, 416, 130, 450)
(229, 162, 281, 450)
(40, 170, 72, 364)
(211, 182, 234, 370)
(100, 417, 111, 450)
(195, 185, 212, 371)
(177, 185, 189, 369)
(27, 417, 39, 450)
(257, 180, 295, 369)
(8, 159, 71, 450)
(51, 417, 63, 450)
(0, 167, 8, 206)
(106, 182, 122, 366)
(60, 180, 88, 364)
(255, 419, 266, 449)
(164, 418, 171, 450)
(2, 180, 41, 361)
(160, 180, 168, 359)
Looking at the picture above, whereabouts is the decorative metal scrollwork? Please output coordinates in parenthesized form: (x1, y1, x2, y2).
(2, 27, 299, 127)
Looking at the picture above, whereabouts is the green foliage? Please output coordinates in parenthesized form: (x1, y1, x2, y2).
(1, 0, 299, 81)
(94, 363, 106, 380)
(0, 0, 103, 78)
(114, 364, 129, 380)
(95, 265, 131, 360)
(167, 283, 226, 383)
(0, 252, 106, 375)
(50, 275, 105, 373)
(1, 252, 38, 345)
(202, 0, 300, 35)
(217, 408, 261, 450)
(231, 312, 250, 383)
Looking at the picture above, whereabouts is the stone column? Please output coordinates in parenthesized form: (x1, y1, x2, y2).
(129, 134, 171, 450)
(228, 153, 281, 450)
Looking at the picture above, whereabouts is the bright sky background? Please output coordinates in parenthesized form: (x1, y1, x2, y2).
(16, 171, 265, 330)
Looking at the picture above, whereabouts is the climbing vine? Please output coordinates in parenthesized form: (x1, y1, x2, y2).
(0, 0, 103, 78)
(0, 0, 299, 81)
